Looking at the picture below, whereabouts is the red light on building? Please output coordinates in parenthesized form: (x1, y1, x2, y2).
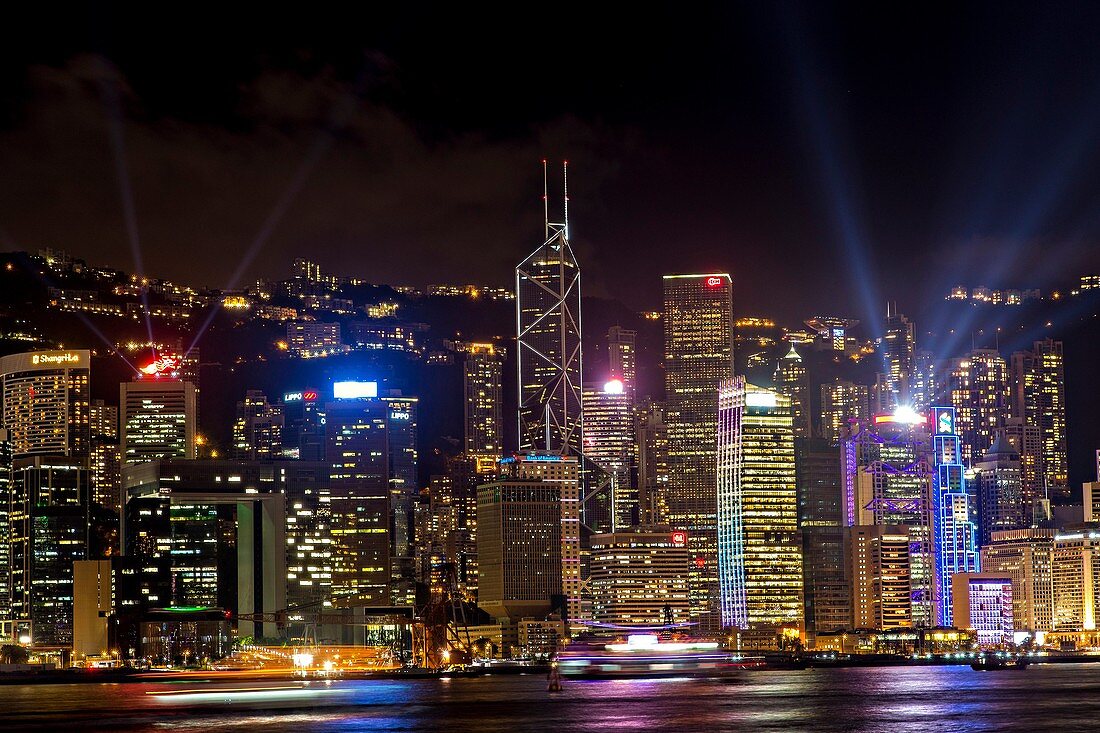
(302, 390, 318, 401)
(694, 555, 706, 568)
(705, 276, 724, 288)
(138, 354, 181, 379)
(671, 531, 687, 546)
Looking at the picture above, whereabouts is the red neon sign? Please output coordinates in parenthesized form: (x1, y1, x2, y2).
(694, 555, 706, 568)
(302, 390, 318, 401)
(139, 354, 181, 378)
(671, 531, 687, 546)
(705, 276, 724, 288)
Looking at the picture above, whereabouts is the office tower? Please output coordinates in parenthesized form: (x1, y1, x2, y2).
(1003, 417, 1044, 517)
(72, 559, 114, 660)
(476, 457, 576, 622)
(973, 435, 1026, 546)
(607, 326, 637, 399)
(797, 437, 849, 643)
(581, 379, 636, 532)
(232, 390, 284, 460)
(280, 388, 325, 460)
(9, 457, 90, 646)
(912, 349, 936, 414)
(282, 461, 334, 610)
(980, 529, 1055, 633)
(381, 392, 418, 563)
(0, 431, 11, 621)
(636, 400, 670, 525)
(950, 574, 1013, 646)
(589, 526, 691, 626)
(820, 379, 870, 443)
(122, 460, 287, 638)
(663, 272, 734, 631)
(120, 378, 197, 465)
(460, 342, 505, 472)
(939, 349, 1009, 465)
(846, 525, 914, 630)
(881, 306, 915, 410)
(717, 378, 802, 633)
(843, 409, 935, 627)
(930, 406, 980, 626)
(1011, 339, 1069, 503)
(1052, 529, 1100, 632)
(89, 400, 121, 511)
(773, 345, 812, 439)
(0, 350, 91, 460)
(516, 181, 583, 456)
(325, 392, 391, 606)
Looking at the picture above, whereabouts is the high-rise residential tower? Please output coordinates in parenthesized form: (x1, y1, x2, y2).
(716, 378, 802, 634)
(662, 272, 734, 631)
(938, 349, 1009, 465)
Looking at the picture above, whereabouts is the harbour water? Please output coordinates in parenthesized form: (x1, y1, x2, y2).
(7, 663, 1100, 731)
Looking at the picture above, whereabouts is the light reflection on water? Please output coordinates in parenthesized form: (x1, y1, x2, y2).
(7, 664, 1100, 732)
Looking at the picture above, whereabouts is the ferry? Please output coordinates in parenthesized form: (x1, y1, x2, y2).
(557, 633, 765, 679)
(970, 655, 1031, 671)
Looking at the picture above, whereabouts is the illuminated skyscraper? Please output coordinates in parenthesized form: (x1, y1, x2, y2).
(636, 400, 670, 525)
(325, 392, 391, 605)
(0, 350, 90, 460)
(9, 457, 90, 646)
(980, 528, 1054, 633)
(797, 437, 849, 643)
(1003, 417, 1044, 517)
(717, 378, 802, 633)
(930, 405, 980, 626)
(120, 378, 197, 465)
(843, 410, 935, 627)
(820, 379, 870, 443)
(516, 170, 582, 456)
(459, 342, 504, 471)
(589, 526, 691, 626)
(1010, 339, 1068, 503)
(581, 379, 635, 532)
(846, 525, 915, 630)
(607, 326, 637, 400)
(972, 435, 1026, 546)
(89, 400, 121, 511)
(232, 390, 284, 460)
(662, 273, 734, 630)
(773, 344, 811, 439)
(912, 349, 936, 414)
(938, 349, 1009, 465)
(1052, 529, 1100, 632)
(881, 306, 915, 410)
(477, 453, 581, 624)
(381, 392, 418, 561)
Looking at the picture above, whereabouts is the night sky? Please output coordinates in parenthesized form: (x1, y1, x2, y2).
(4, 3, 1100, 330)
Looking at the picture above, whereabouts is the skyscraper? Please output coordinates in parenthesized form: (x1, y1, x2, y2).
(820, 379, 870, 443)
(459, 342, 504, 471)
(773, 344, 811, 439)
(89, 400, 121, 511)
(930, 405, 980, 626)
(717, 378, 802, 634)
(939, 349, 1009, 465)
(846, 525, 915, 630)
(232, 390, 284, 460)
(0, 350, 91, 460)
(663, 272, 733, 631)
(607, 326, 637, 400)
(973, 434, 1026, 547)
(1010, 339, 1068, 503)
(9, 457, 90, 646)
(120, 363, 197, 465)
(325, 392, 391, 605)
(635, 400, 670, 525)
(516, 171, 582, 456)
(881, 306, 915, 410)
(580, 379, 635, 532)
(980, 528, 1055, 634)
(589, 526, 691, 626)
(796, 437, 848, 643)
(381, 392, 418, 561)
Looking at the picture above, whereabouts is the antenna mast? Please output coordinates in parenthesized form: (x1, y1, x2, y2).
(563, 160, 569, 237)
(542, 159, 549, 239)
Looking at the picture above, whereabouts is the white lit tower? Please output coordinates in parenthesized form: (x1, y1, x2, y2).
(516, 161, 583, 457)
(930, 405, 980, 626)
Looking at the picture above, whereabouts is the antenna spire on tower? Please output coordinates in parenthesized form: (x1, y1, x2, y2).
(542, 159, 549, 239)
(563, 160, 569, 238)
